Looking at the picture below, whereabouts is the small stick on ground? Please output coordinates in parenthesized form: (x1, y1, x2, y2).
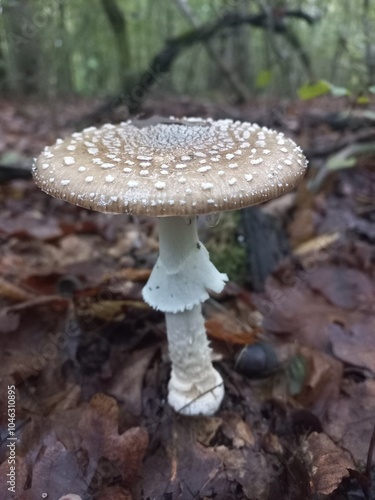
(364, 422, 375, 497)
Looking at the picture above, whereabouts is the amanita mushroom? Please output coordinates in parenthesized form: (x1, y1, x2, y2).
(32, 117, 308, 415)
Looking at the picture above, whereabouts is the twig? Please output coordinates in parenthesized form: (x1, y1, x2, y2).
(365, 422, 375, 494)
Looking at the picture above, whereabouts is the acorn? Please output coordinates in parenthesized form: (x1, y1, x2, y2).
(235, 342, 281, 378)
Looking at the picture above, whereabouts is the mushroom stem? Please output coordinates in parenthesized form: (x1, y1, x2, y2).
(166, 305, 224, 415)
(142, 216, 227, 415)
(143, 216, 228, 313)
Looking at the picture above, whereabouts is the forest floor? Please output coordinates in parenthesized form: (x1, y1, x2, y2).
(0, 94, 374, 500)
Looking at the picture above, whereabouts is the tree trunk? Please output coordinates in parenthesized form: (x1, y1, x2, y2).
(0, 33, 6, 91)
(100, 0, 131, 87)
(241, 206, 290, 292)
(363, 0, 375, 85)
(55, 1, 73, 95)
(2, 0, 41, 95)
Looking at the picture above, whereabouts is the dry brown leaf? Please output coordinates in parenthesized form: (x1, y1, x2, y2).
(257, 275, 350, 351)
(76, 298, 148, 322)
(0, 277, 34, 302)
(324, 379, 375, 465)
(205, 313, 259, 346)
(78, 394, 149, 488)
(58, 234, 96, 265)
(306, 265, 374, 310)
(0, 457, 29, 499)
(0, 213, 63, 240)
(0, 300, 69, 381)
(142, 439, 221, 499)
(195, 416, 223, 446)
(0, 311, 20, 333)
(330, 318, 375, 373)
(95, 485, 133, 500)
(294, 346, 343, 417)
(23, 440, 88, 499)
(220, 412, 255, 449)
(107, 346, 160, 417)
(304, 432, 354, 495)
(288, 207, 315, 246)
(293, 232, 340, 256)
(215, 445, 271, 499)
(104, 267, 151, 283)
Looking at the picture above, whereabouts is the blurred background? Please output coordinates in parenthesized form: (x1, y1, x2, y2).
(0, 0, 374, 101)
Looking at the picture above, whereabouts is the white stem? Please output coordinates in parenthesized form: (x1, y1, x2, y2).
(142, 216, 227, 415)
(166, 305, 224, 415)
(143, 216, 227, 313)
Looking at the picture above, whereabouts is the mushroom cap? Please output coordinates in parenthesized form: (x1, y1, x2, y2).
(33, 117, 308, 216)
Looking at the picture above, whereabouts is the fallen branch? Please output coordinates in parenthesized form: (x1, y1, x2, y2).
(82, 8, 318, 122)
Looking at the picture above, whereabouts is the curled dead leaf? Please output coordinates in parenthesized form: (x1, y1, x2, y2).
(0, 277, 34, 302)
(304, 432, 354, 495)
(104, 267, 151, 283)
(205, 313, 259, 346)
(220, 412, 255, 449)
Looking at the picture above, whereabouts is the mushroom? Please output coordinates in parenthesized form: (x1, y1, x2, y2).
(32, 117, 308, 416)
(57, 495, 82, 500)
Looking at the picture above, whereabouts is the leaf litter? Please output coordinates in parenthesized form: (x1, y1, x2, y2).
(0, 97, 374, 499)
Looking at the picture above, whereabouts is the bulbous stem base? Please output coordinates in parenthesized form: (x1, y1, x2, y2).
(166, 305, 224, 416)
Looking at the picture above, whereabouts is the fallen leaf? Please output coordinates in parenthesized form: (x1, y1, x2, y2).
(330, 318, 375, 374)
(306, 265, 374, 310)
(78, 394, 149, 488)
(141, 443, 222, 499)
(324, 379, 375, 465)
(0, 213, 62, 240)
(0, 277, 34, 302)
(205, 313, 259, 345)
(215, 445, 272, 499)
(95, 485, 133, 500)
(220, 412, 255, 449)
(22, 440, 88, 499)
(107, 345, 159, 418)
(304, 432, 354, 495)
(293, 346, 343, 417)
(195, 416, 223, 446)
(0, 300, 69, 382)
(0, 456, 29, 499)
(293, 232, 340, 256)
(104, 267, 151, 283)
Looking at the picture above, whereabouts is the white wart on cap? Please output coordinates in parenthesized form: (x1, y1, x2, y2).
(33, 118, 307, 216)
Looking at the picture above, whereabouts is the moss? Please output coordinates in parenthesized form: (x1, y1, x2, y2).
(205, 211, 247, 284)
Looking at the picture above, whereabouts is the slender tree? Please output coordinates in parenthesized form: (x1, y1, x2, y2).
(2, 0, 41, 94)
(100, 0, 132, 88)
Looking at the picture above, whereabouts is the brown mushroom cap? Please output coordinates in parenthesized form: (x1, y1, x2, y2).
(33, 117, 308, 216)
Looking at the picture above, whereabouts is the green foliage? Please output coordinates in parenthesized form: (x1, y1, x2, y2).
(205, 212, 247, 284)
(255, 69, 272, 89)
(298, 80, 350, 100)
(210, 242, 247, 284)
(298, 80, 331, 100)
(356, 95, 370, 104)
(286, 355, 307, 397)
(325, 143, 375, 171)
